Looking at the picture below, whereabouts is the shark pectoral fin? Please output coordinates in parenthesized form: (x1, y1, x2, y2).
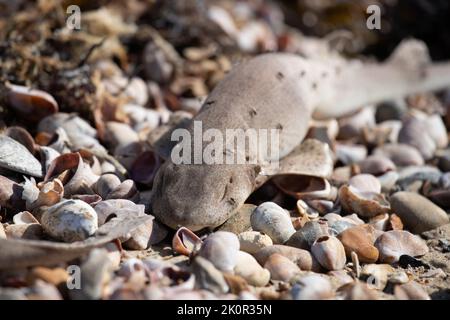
(387, 38, 431, 79)
(257, 138, 334, 191)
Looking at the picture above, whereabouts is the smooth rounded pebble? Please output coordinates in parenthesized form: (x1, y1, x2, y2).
(390, 191, 449, 233)
(237, 231, 273, 255)
(375, 230, 429, 264)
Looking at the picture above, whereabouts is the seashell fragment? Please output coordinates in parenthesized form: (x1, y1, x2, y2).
(172, 227, 202, 256)
(264, 253, 301, 282)
(237, 231, 273, 255)
(337, 281, 379, 300)
(349, 174, 381, 194)
(361, 264, 394, 290)
(375, 230, 429, 264)
(41, 199, 98, 242)
(390, 191, 449, 233)
(0, 135, 43, 177)
(93, 174, 121, 199)
(291, 274, 334, 300)
(13, 211, 39, 225)
(311, 236, 347, 271)
(6, 83, 58, 122)
(5, 223, 43, 240)
(234, 251, 270, 287)
(339, 184, 390, 218)
(250, 202, 295, 244)
(198, 231, 240, 272)
(106, 179, 139, 202)
(337, 224, 379, 263)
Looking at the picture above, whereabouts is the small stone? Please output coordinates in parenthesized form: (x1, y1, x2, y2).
(394, 281, 430, 300)
(373, 143, 424, 167)
(264, 253, 301, 282)
(41, 199, 98, 242)
(234, 251, 270, 287)
(192, 256, 229, 295)
(5, 223, 43, 240)
(219, 204, 256, 234)
(286, 220, 329, 250)
(237, 231, 273, 255)
(250, 202, 295, 244)
(390, 191, 449, 233)
(311, 236, 347, 271)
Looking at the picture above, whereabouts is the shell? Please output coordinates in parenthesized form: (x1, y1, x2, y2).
(254, 245, 321, 272)
(122, 216, 155, 250)
(0, 135, 43, 177)
(5, 223, 43, 240)
(291, 274, 334, 300)
(13, 211, 39, 225)
(337, 281, 379, 300)
(311, 236, 347, 271)
(337, 224, 379, 263)
(264, 253, 301, 282)
(286, 220, 329, 250)
(0, 224, 6, 239)
(348, 174, 381, 194)
(129, 151, 161, 185)
(273, 176, 333, 200)
(29, 179, 64, 210)
(6, 83, 58, 122)
(250, 202, 295, 244)
(237, 231, 273, 255)
(172, 227, 202, 256)
(41, 199, 98, 242)
(339, 184, 390, 218)
(198, 231, 240, 272)
(234, 251, 270, 287)
(106, 179, 139, 202)
(4, 126, 36, 154)
(369, 213, 390, 231)
(375, 230, 429, 264)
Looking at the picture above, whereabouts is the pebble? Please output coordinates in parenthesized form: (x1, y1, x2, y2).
(291, 274, 334, 300)
(394, 281, 430, 300)
(250, 202, 295, 244)
(254, 245, 320, 272)
(264, 253, 301, 282)
(234, 251, 270, 287)
(361, 264, 394, 290)
(373, 143, 424, 167)
(357, 155, 396, 176)
(286, 220, 329, 250)
(41, 199, 98, 242)
(311, 236, 346, 271)
(192, 256, 229, 295)
(237, 231, 273, 255)
(390, 191, 449, 233)
(218, 204, 256, 234)
(198, 231, 240, 272)
(337, 224, 379, 263)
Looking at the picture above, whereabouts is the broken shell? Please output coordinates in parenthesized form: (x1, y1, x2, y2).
(93, 174, 122, 199)
(264, 253, 301, 282)
(234, 251, 270, 287)
(388, 271, 410, 284)
(0, 135, 43, 177)
(237, 231, 273, 255)
(339, 184, 390, 218)
(394, 281, 430, 300)
(390, 191, 449, 233)
(29, 179, 64, 210)
(311, 236, 347, 271)
(192, 256, 229, 295)
(357, 155, 396, 176)
(398, 115, 436, 160)
(117, 258, 148, 279)
(27, 267, 69, 288)
(348, 174, 381, 193)
(286, 220, 329, 250)
(41, 199, 98, 242)
(373, 143, 424, 167)
(361, 264, 394, 290)
(5, 126, 36, 154)
(375, 230, 429, 264)
(254, 245, 320, 272)
(129, 151, 161, 185)
(172, 227, 202, 256)
(13, 211, 39, 224)
(337, 224, 379, 263)
(39, 146, 61, 174)
(250, 202, 295, 244)
(6, 83, 58, 122)
(0, 175, 25, 211)
(273, 176, 333, 200)
(291, 274, 334, 300)
(94, 199, 145, 225)
(198, 231, 240, 272)
(123, 215, 155, 250)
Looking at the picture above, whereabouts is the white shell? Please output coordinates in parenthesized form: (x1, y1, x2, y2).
(198, 231, 240, 272)
(41, 199, 98, 242)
